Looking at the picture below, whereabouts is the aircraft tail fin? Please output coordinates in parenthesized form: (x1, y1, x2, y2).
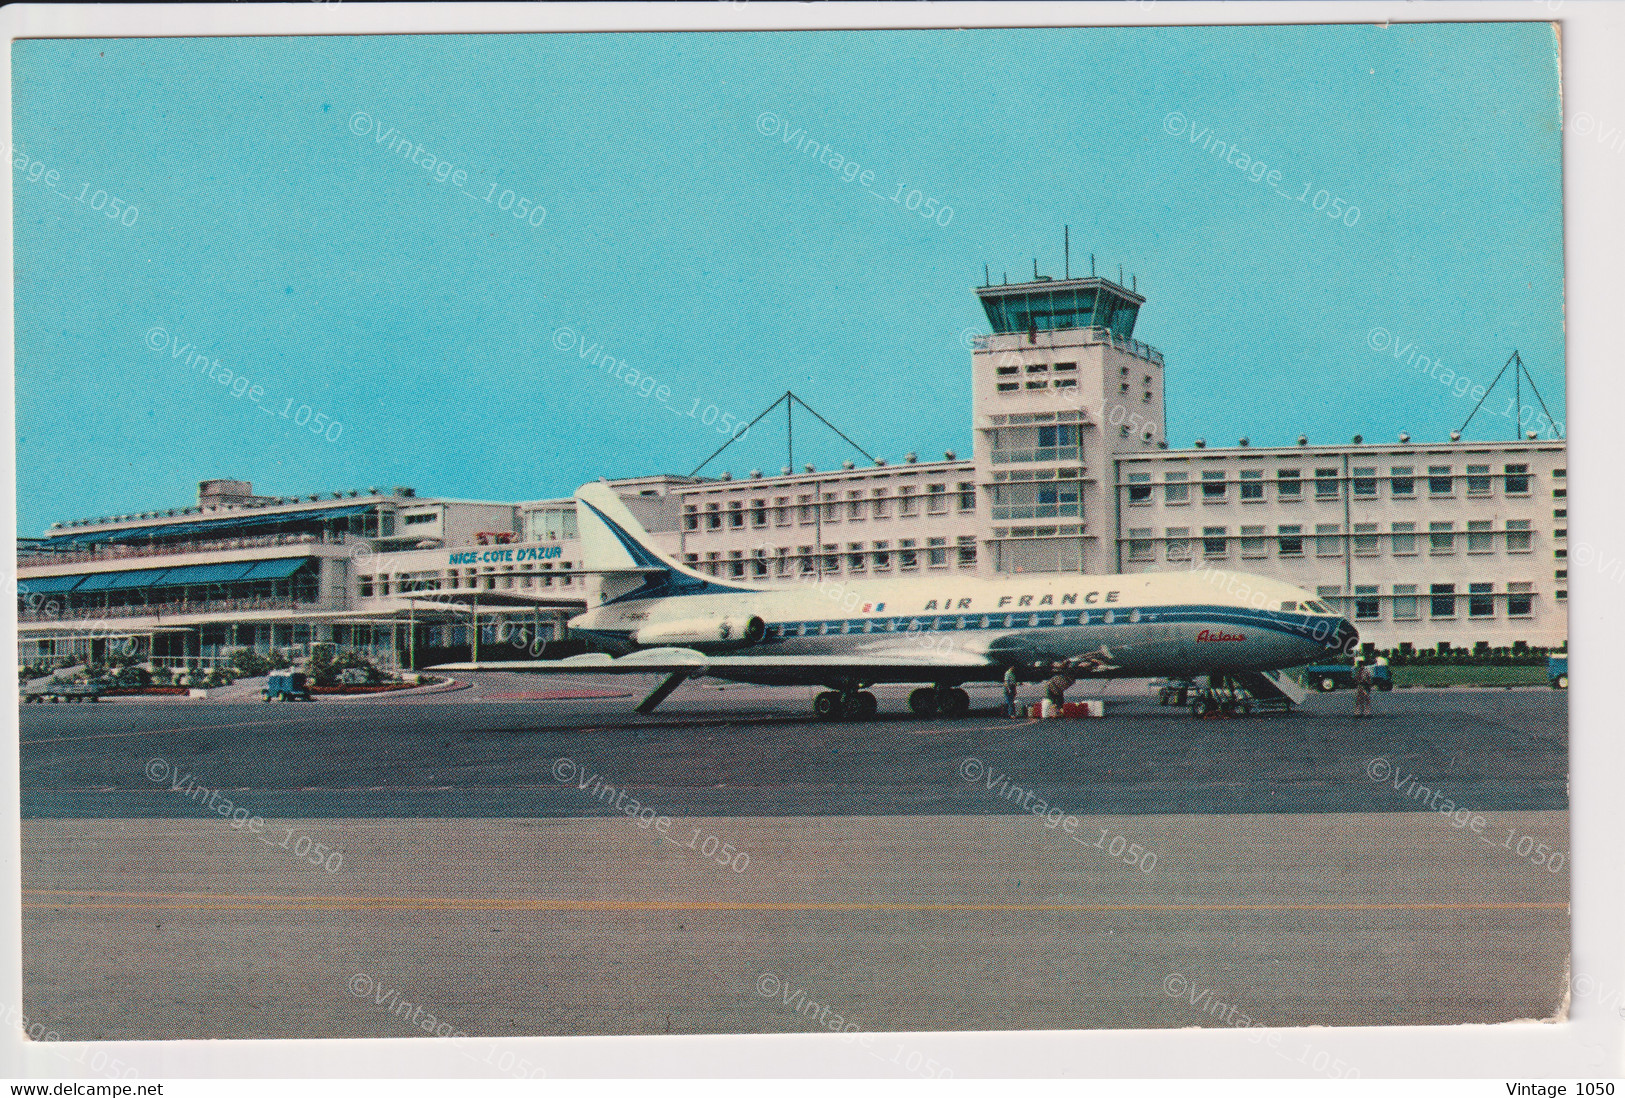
(573, 483, 741, 595)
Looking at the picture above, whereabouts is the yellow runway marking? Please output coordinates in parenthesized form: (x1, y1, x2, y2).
(22, 890, 1567, 914)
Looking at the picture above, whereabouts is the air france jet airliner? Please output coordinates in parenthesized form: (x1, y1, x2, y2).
(437, 483, 1358, 719)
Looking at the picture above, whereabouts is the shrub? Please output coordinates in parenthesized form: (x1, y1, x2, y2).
(227, 648, 273, 678)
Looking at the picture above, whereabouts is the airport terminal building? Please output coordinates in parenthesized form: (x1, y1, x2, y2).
(17, 275, 1566, 668)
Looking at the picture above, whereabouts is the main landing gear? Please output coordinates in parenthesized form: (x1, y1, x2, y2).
(813, 689, 877, 721)
(907, 685, 971, 719)
(811, 684, 972, 721)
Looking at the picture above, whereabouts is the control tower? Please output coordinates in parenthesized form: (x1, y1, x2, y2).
(970, 272, 1167, 574)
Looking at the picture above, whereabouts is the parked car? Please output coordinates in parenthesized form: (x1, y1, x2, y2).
(1548, 655, 1568, 689)
(1301, 663, 1393, 692)
(262, 671, 313, 702)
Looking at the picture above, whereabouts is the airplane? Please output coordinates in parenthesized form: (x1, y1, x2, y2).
(433, 482, 1360, 719)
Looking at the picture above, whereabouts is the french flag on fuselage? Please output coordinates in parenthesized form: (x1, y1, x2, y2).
(860, 602, 886, 613)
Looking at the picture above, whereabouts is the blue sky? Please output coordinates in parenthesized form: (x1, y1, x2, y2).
(12, 24, 1563, 535)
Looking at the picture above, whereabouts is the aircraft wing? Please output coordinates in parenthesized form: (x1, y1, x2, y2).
(430, 644, 995, 679)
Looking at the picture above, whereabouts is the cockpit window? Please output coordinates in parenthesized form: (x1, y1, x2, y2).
(1279, 601, 1298, 612)
(1305, 600, 1331, 614)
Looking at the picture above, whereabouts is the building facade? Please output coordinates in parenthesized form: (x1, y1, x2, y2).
(17, 274, 1566, 668)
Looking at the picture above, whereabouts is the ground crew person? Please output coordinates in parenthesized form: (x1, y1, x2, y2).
(1353, 658, 1374, 718)
(1043, 661, 1075, 718)
(1003, 665, 1020, 718)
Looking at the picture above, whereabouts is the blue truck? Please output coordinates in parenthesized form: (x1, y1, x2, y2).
(262, 671, 313, 702)
(1301, 663, 1393, 692)
(1548, 654, 1567, 689)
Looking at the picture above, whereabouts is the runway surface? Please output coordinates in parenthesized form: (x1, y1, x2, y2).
(19, 673, 1570, 1044)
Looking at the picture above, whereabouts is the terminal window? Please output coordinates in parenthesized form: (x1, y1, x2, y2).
(1505, 519, 1532, 552)
(1164, 472, 1188, 504)
(1164, 527, 1190, 561)
(1429, 522, 1456, 554)
(1428, 465, 1454, 496)
(1352, 467, 1377, 496)
(1127, 473, 1151, 503)
(1315, 468, 1340, 499)
(1239, 525, 1266, 557)
(957, 536, 977, 566)
(1354, 585, 1381, 620)
(1277, 525, 1303, 556)
(1390, 467, 1415, 497)
(1392, 585, 1420, 620)
(1467, 520, 1493, 553)
(1202, 526, 1227, 557)
(1507, 582, 1534, 617)
(1239, 470, 1264, 500)
(1391, 522, 1417, 555)
(1276, 470, 1301, 499)
(1127, 528, 1153, 561)
(1467, 464, 1493, 495)
(1505, 463, 1531, 494)
(1316, 524, 1342, 556)
(1201, 471, 1226, 500)
(958, 483, 976, 511)
(1469, 583, 1495, 618)
(1430, 583, 1457, 619)
(1352, 523, 1379, 555)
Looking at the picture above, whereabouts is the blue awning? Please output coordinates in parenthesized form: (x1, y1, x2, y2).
(155, 561, 256, 586)
(17, 557, 313, 595)
(17, 574, 85, 595)
(239, 557, 311, 580)
(74, 571, 128, 592)
(42, 503, 375, 547)
(102, 568, 174, 590)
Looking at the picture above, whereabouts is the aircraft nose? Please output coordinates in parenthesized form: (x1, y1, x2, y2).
(1324, 617, 1359, 655)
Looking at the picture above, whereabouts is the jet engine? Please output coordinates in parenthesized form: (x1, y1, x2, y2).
(634, 615, 767, 649)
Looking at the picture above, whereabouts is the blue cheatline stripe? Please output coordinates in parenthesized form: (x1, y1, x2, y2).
(576, 498, 754, 603)
(582, 603, 1343, 646)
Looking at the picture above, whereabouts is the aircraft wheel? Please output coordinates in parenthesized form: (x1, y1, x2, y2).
(1319, 678, 1338, 692)
(813, 690, 841, 720)
(835, 692, 869, 720)
(1219, 699, 1239, 716)
(1191, 696, 1213, 718)
(908, 687, 939, 718)
(855, 691, 878, 717)
(937, 687, 970, 718)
